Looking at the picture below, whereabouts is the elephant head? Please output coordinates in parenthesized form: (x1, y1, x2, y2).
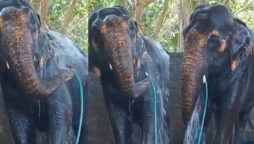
(181, 4, 253, 124)
(90, 13, 150, 99)
(0, 7, 74, 99)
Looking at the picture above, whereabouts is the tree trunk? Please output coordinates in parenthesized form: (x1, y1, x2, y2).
(40, 0, 51, 28)
(119, 0, 127, 7)
(153, 0, 169, 39)
(177, 0, 191, 52)
(134, 0, 156, 34)
(61, 0, 79, 34)
(223, 0, 230, 6)
(199, 0, 207, 4)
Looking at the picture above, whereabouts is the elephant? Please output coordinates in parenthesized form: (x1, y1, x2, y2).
(181, 4, 254, 144)
(0, 0, 88, 144)
(89, 6, 170, 144)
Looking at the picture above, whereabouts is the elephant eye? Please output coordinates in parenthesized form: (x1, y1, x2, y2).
(207, 35, 221, 50)
(130, 33, 136, 39)
(29, 13, 35, 25)
(210, 35, 220, 44)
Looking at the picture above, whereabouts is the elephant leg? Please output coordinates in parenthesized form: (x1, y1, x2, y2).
(7, 109, 36, 144)
(214, 103, 240, 144)
(47, 86, 74, 144)
(233, 111, 249, 144)
(233, 100, 254, 144)
(73, 125, 87, 144)
(107, 102, 132, 144)
(136, 88, 156, 144)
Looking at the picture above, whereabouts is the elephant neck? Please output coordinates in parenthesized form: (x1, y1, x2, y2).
(38, 29, 49, 51)
(133, 34, 146, 59)
(33, 29, 53, 78)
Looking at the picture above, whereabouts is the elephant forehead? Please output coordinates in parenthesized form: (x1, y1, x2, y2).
(89, 6, 130, 28)
(1, 8, 25, 20)
(185, 29, 210, 50)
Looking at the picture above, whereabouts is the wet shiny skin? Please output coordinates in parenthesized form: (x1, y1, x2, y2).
(89, 6, 170, 144)
(0, 1, 88, 143)
(182, 4, 254, 144)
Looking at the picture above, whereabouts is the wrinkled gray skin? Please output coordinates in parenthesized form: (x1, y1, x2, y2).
(0, 1, 88, 144)
(89, 6, 170, 144)
(182, 4, 254, 144)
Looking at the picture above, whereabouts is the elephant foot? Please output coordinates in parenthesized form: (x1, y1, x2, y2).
(133, 77, 150, 98)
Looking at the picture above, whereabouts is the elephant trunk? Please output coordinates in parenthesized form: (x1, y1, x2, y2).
(111, 33, 150, 98)
(3, 26, 73, 99)
(181, 33, 207, 125)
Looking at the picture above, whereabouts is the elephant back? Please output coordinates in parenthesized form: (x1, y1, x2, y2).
(43, 29, 88, 77)
(135, 35, 170, 138)
(40, 29, 88, 128)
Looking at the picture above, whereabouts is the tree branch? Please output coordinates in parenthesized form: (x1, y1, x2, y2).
(153, 0, 169, 39)
(61, 0, 79, 34)
(66, 14, 88, 34)
(134, 0, 156, 34)
(199, 0, 207, 4)
(178, 0, 192, 52)
(40, 0, 51, 28)
(30, 0, 33, 5)
(234, 0, 254, 16)
(223, 0, 230, 6)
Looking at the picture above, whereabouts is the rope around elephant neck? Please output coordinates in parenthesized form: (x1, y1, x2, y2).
(197, 75, 208, 144)
(150, 82, 158, 144)
(75, 74, 84, 144)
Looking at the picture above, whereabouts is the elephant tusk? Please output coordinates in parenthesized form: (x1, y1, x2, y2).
(134, 59, 141, 68)
(109, 63, 113, 70)
(5, 61, 10, 69)
(39, 57, 45, 68)
(92, 39, 99, 52)
(145, 72, 149, 77)
(218, 40, 227, 53)
(231, 60, 238, 71)
(34, 55, 36, 62)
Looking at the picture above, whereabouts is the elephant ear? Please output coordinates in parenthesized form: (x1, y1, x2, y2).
(230, 20, 251, 56)
(88, 44, 101, 77)
(130, 20, 138, 34)
(230, 20, 253, 71)
(133, 21, 138, 29)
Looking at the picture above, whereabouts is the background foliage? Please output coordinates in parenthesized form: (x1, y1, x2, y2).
(30, 0, 254, 53)
(30, 0, 88, 52)
(88, 0, 254, 52)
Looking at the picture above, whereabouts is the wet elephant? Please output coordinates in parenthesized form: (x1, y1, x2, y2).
(181, 4, 254, 144)
(0, 0, 88, 144)
(89, 6, 170, 144)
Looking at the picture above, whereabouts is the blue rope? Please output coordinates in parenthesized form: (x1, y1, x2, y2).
(197, 75, 208, 144)
(150, 82, 158, 144)
(75, 74, 84, 144)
